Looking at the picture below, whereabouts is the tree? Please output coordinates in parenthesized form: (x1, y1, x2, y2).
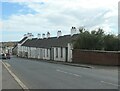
(73, 27, 119, 51)
(74, 30, 92, 49)
(79, 27, 85, 33)
(104, 34, 119, 51)
(74, 28, 105, 50)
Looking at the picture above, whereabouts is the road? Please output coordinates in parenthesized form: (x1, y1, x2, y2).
(2, 56, 119, 89)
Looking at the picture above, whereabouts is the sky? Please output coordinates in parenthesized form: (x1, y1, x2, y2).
(0, 0, 119, 42)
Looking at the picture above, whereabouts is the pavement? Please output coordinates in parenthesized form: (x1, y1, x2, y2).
(37, 59, 94, 68)
(2, 56, 119, 89)
(2, 61, 22, 90)
(0, 61, 2, 91)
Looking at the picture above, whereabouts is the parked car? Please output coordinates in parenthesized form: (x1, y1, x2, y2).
(1, 53, 7, 59)
(6, 53, 11, 59)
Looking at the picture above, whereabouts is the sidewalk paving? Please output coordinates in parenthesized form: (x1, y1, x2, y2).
(41, 60, 119, 70)
(43, 60, 94, 68)
(22, 57, 93, 68)
(2, 64, 22, 90)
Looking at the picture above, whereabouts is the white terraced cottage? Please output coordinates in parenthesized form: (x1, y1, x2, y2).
(17, 27, 79, 62)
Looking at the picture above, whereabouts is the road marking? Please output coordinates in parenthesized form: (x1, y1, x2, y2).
(4, 62, 11, 67)
(56, 69, 65, 73)
(2, 61, 29, 91)
(68, 72, 73, 75)
(56, 69, 81, 77)
(101, 81, 120, 87)
(73, 74, 80, 77)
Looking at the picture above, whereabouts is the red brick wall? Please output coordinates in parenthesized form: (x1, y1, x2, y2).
(72, 49, 120, 66)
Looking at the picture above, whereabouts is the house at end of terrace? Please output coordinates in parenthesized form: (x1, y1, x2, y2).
(17, 27, 79, 62)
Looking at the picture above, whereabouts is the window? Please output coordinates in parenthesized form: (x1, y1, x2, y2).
(61, 47, 63, 58)
(56, 48, 58, 58)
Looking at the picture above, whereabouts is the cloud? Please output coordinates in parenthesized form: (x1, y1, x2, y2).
(2, 0, 119, 41)
(2, 33, 23, 42)
(2, 0, 43, 2)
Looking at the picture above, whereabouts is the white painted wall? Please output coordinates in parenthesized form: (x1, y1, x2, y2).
(46, 49, 50, 60)
(26, 47, 51, 60)
(37, 48, 40, 59)
(18, 45, 29, 58)
(42, 48, 50, 60)
(27, 47, 31, 58)
(17, 44, 21, 56)
(21, 46, 24, 57)
(17, 37, 28, 56)
(30, 47, 36, 58)
(53, 47, 66, 62)
(67, 43, 73, 62)
(62, 48, 66, 61)
(19, 44, 71, 63)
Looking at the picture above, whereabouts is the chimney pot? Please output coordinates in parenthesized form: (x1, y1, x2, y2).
(57, 30, 62, 38)
(47, 32, 50, 38)
(42, 33, 45, 39)
(24, 34, 27, 37)
(27, 33, 33, 39)
(37, 33, 41, 39)
(71, 27, 77, 36)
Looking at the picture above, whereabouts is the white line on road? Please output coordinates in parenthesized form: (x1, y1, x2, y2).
(101, 81, 120, 87)
(5, 62, 11, 67)
(73, 74, 80, 77)
(2, 61, 29, 91)
(56, 69, 67, 73)
(56, 69, 81, 77)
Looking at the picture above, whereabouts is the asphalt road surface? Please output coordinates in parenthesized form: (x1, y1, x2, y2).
(2, 57, 119, 89)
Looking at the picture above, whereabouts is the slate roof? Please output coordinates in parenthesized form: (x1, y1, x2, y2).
(18, 37, 28, 43)
(12, 44, 17, 50)
(22, 34, 79, 48)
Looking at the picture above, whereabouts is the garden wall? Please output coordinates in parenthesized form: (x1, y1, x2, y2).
(72, 49, 120, 66)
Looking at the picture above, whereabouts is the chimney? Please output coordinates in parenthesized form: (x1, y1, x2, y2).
(24, 34, 27, 37)
(71, 27, 77, 36)
(57, 30, 62, 38)
(27, 33, 33, 39)
(42, 33, 45, 39)
(37, 33, 41, 39)
(29, 34, 34, 39)
(47, 32, 50, 38)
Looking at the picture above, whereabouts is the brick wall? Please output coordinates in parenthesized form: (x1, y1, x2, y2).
(72, 49, 120, 66)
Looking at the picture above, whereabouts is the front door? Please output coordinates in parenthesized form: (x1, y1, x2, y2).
(65, 47, 68, 62)
(50, 48, 54, 60)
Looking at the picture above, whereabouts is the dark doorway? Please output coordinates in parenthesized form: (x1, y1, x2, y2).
(65, 47, 68, 62)
(50, 48, 54, 60)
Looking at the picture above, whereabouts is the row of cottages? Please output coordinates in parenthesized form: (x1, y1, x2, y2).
(17, 27, 79, 62)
